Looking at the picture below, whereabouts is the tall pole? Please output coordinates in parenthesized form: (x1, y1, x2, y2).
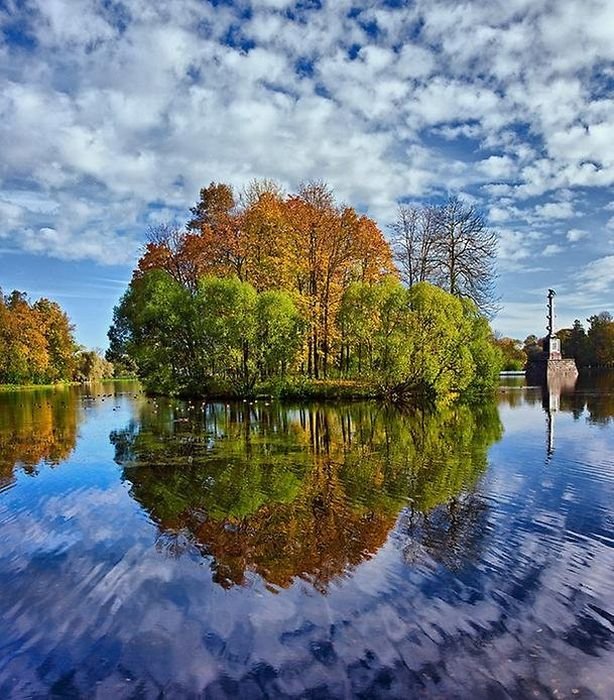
(546, 289, 562, 360)
(547, 288, 555, 339)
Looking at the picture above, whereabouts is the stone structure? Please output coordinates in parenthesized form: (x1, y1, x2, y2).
(526, 289, 578, 385)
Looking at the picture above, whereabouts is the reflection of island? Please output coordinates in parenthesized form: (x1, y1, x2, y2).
(0, 387, 80, 489)
(111, 401, 503, 589)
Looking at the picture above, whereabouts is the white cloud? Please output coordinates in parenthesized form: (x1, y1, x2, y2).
(566, 228, 588, 242)
(0, 0, 610, 344)
(477, 155, 516, 180)
(576, 255, 614, 295)
(488, 206, 511, 223)
(534, 201, 575, 219)
(21, 226, 138, 265)
(497, 228, 538, 272)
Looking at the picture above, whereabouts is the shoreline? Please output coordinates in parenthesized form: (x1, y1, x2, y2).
(0, 377, 134, 393)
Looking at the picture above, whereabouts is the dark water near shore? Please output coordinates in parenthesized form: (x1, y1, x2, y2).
(0, 375, 613, 698)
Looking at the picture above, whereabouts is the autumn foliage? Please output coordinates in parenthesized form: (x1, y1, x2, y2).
(127, 181, 396, 383)
(0, 290, 77, 384)
(111, 180, 502, 398)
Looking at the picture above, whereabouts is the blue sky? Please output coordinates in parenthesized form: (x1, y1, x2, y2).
(0, 0, 613, 349)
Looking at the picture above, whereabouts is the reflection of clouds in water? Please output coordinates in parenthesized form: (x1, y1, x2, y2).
(0, 465, 612, 698)
(0, 387, 613, 697)
(0, 485, 131, 556)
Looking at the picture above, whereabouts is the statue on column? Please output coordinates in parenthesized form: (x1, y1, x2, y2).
(526, 289, 577, 384)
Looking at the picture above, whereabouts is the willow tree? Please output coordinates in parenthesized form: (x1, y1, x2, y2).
(338, 280, 502, 399)
(108, 270, 305, 395)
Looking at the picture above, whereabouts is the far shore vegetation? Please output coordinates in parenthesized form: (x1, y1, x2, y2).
(0, 289, 115, 387)
(493, 313, 614, 372)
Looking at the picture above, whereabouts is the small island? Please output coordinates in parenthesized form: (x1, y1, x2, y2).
(107, 181, 502, 402)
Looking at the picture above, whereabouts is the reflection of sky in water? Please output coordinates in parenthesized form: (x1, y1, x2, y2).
(0, 380, 612, 698)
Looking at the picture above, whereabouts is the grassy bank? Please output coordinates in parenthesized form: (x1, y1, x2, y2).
(0, 382, 79, 393)
(0, 377, 133, 393)
(143, 378, 378, 402)
(258, 378, 378, 401)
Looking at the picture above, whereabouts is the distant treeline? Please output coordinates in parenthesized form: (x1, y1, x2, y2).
(558, 313, 614, 367)
(494, 312, 614, 371)
(0, 289, 114, 385)
(108, 181, 502, 400)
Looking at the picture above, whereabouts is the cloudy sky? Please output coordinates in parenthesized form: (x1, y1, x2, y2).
(1, 0, 613, 348)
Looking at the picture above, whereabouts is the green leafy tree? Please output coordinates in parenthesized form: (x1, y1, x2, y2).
(587, 312, 614, 366)
(338, 281, 501, 399)
(194, 276, 258, 393)
(402, 282, 475, 398)
(462, 301, 503, 394)
(522, 334, 543, 361)
(559, 320, 590, 366)
(74, 350, 114, 381)
(109, 272, 306, 395)
(109, 270, 196, 394)
(338, 277, 405, 379)
(254, 290, 305, 379)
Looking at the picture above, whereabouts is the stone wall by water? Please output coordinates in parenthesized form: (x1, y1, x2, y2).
(526, 357, 578, 384)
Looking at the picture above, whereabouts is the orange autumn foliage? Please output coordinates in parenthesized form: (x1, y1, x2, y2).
(134, 180, 397, 378)
(0, 290, 77, 384)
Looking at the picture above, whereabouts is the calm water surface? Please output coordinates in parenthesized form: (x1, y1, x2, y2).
(0, 376, 613, 698)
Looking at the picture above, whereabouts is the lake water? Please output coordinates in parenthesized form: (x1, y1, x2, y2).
(0, 375, 612, 698)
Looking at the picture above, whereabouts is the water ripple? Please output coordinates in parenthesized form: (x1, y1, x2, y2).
(0, 380, 613, 697)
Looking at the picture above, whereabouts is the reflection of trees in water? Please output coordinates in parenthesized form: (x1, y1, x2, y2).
(567, 371, 614, 424)
(498, 372, 614, 424)
(0, 387, 79, 488)
(111, 400, 502, 589)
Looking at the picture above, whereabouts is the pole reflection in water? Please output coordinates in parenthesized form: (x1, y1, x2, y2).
(542, 374, 578, 461)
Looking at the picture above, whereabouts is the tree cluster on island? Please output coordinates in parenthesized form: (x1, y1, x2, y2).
(107, 181, 502, 401)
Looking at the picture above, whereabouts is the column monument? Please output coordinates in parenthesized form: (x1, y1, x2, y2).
(526, 289, 578, 384)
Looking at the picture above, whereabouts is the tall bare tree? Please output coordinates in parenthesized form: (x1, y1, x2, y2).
(389, 205, 439, 288)
(432, 197, 499, 315)
(389, 197, 499, 316)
